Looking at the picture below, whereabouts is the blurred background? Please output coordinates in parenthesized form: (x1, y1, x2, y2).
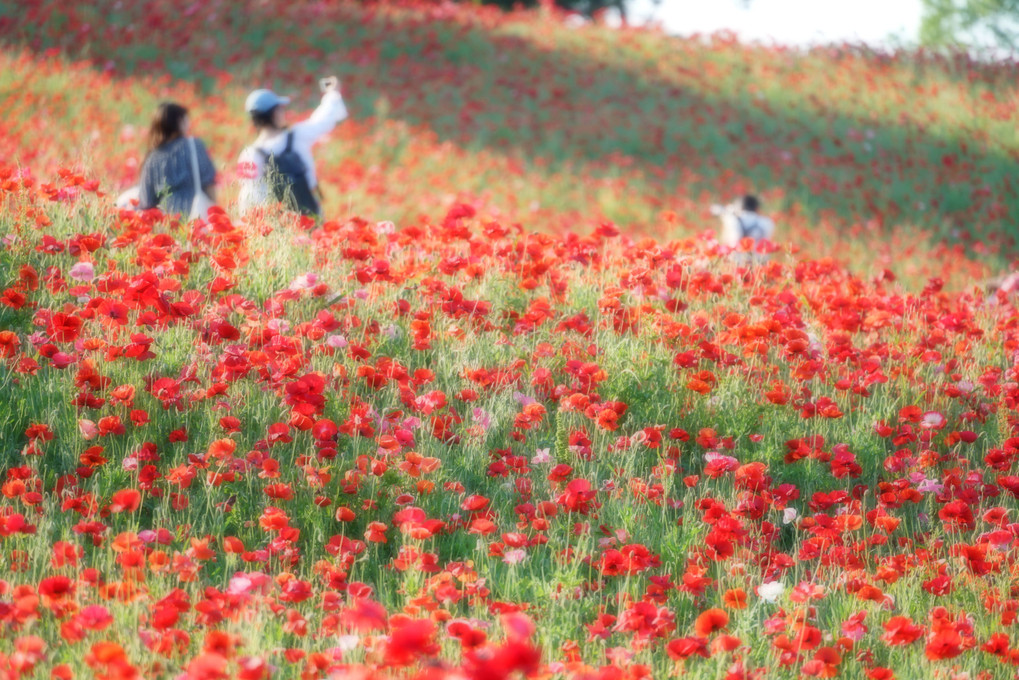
(630, 0, 921, 46)
(490, 0, 1018, 53)
(2, 0, 1018, 287)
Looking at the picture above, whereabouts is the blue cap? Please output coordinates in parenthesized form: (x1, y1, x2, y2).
(245, 89, 291, 114)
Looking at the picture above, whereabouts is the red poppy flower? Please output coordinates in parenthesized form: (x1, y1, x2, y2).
(385, 619, 439, 667)
(694, 608, 729, 637)
(108, 489, 141, 513)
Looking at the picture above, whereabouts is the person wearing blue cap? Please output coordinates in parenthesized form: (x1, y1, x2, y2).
(237, 76, 348, 217)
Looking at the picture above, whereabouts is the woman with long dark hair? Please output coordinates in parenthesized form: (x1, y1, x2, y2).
(136, 102, 217, 216)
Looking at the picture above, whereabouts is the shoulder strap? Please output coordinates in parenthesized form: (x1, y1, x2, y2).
(736, 213, 766, 239)
(734, 215, 747, 239)
(186, 137, 201, 195)
(285, 130, 294, 153)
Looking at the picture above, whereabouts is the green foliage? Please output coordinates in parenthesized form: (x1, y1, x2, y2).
(920, 0, 1019, 51)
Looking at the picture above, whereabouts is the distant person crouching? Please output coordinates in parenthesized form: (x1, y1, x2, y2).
(711, 194, 775, 264)
(984, 270, 1019, 304)
(237, 76, 348, 219)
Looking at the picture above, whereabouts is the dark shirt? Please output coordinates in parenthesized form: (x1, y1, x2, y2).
(138, 137, 216, 215)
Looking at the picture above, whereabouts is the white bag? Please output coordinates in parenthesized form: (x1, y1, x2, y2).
(186, 136, 214, 221)
(114, 186, 140, 209)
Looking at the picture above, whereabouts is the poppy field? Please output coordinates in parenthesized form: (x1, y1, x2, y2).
(2, 1, 1019, 679)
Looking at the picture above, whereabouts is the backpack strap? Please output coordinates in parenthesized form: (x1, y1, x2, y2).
(735, 215, 747, 239)
(735, 214, 764, 240)
(252, 130, 293, 159)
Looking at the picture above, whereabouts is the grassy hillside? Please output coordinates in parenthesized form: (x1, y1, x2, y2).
(2, 0, 1017, 284)
(2, 2, 1019, 679)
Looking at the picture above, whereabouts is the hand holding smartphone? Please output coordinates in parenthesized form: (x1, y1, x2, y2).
(319, 76, 340, 94)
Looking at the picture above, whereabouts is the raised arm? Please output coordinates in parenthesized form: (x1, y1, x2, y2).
(292, 81, 349, 145)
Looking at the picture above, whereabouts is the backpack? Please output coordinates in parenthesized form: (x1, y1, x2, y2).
(735, 214, 766, 241)
(257, 131, 320, 216)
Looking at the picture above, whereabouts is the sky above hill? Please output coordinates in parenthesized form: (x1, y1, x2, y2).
(629, 0, 923, 47)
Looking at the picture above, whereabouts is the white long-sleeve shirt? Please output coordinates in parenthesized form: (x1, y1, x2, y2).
(237, 90, 348, 214)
